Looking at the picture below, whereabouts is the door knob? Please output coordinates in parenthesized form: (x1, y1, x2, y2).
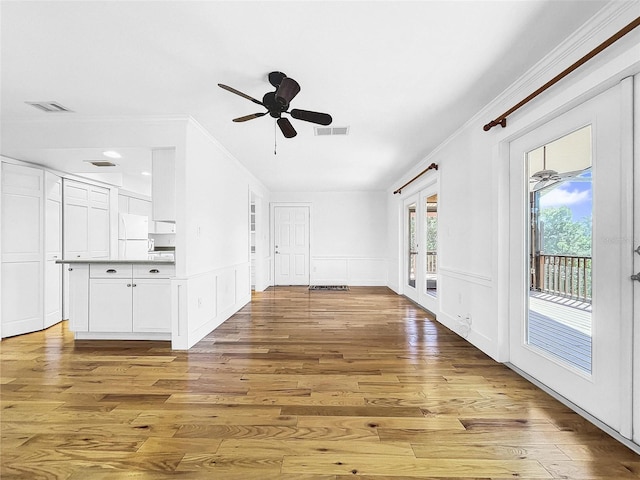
(632, 273, 640, 282)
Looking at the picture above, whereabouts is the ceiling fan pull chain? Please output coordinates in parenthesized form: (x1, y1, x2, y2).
(274, 119, 277, 155)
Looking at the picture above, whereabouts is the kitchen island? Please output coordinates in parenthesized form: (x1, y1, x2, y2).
(57, 258, 175, 341)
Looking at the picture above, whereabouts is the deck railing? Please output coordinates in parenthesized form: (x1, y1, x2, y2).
(426, 251, 437, 274)
(535, 254, 591, 302)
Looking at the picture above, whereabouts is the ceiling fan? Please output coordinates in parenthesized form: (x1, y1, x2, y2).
(529, 145, 588, 192)
(218, 71, 332, 139)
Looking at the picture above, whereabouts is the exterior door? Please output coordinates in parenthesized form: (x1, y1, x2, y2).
(274, 206, 309, 285)
(509, 81, 634, 434)
(418, 190, 439, 313)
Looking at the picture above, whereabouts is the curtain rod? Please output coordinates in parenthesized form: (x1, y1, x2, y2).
(483, 16, 640, 132)
(393, 163, 438, 195)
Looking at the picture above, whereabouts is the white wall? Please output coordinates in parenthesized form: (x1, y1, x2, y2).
(387, 3, 640, 361)
(270, 191, 387, 285)
(171, 119, 269, 349)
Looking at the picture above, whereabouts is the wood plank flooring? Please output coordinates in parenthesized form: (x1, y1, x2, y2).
(1, 286, 638, 479)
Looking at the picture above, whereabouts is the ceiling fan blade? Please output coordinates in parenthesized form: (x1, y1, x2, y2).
(277, 117, 297, 138)
(233, 112, 267, 122)
(531, 179, 554, 192)
(218, 83, 264, 106)
(276, 77, 300, 106)
(557, 169, 587, 179)
(290, 109, 333, 126)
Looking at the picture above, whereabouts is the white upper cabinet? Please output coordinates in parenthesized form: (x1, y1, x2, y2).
(63, 179, 110, 259)
(151, 148, 175, 223)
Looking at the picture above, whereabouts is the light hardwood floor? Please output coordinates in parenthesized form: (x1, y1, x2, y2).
(1, 286, 638, 479)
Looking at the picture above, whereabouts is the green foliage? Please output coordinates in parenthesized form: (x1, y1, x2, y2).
(426, 217, 438, 252)
(540, 206, 591, 256)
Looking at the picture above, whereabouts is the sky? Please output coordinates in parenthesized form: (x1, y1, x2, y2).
(538, 171, 592, 222)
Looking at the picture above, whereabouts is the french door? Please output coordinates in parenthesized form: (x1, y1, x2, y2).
(403, 195, 419, 302)
(403, 185, 439, 313)
(509, 80, 635, 435)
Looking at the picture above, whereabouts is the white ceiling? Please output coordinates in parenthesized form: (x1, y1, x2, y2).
(0, 1, 609, 193)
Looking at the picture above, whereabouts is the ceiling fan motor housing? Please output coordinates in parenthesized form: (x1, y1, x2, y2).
(262, 92, 286, 118)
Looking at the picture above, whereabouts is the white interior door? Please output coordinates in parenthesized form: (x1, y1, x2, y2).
(1, 163, 44, 337)
(274, 206, 309, 286)
(509, 80, 634, 435)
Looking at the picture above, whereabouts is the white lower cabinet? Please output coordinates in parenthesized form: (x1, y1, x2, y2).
(66, 263, 173, 338)
(133, 279, 172, 332)
(89, 278, 134, 332)
(68, 264, 89, 332)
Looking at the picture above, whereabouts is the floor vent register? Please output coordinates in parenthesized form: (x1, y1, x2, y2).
(308, 285, 349, 291)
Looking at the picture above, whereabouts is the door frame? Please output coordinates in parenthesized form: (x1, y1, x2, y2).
(498, 77, 635, 444)
(270, 202, 311, 286)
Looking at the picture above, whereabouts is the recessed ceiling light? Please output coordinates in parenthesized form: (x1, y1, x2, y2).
(102, 150, 121, 159)
(141, 171, 151, 176)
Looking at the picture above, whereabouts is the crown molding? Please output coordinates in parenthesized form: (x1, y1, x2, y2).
(389, 1, 639, 192)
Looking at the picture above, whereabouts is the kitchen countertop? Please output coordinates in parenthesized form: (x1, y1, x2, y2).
(56, 258, 175, 265)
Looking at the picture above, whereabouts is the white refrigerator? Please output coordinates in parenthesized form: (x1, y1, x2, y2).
(118, 213, 149, 259)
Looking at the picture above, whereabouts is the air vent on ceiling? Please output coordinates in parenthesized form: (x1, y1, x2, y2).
(314, 126, 350, 136)
(25, 101, 73, 113)
(85, 161, 117, 167)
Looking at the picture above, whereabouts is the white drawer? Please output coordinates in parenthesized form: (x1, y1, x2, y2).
(133, 264, 175, 278)
(90, 264, 133, 278)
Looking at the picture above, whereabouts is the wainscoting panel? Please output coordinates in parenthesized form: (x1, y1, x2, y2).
(171, 261, 251, 350)
(310, 256, 387, 286)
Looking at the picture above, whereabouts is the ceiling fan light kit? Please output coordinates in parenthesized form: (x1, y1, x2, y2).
(218, 71, 333, 140)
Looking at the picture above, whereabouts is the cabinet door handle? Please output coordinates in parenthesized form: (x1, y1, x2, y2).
(132, 284, 137, 287)
(106, 269, 117, 274)
(127, 283, 132, 287)
(68, 268, 73, 271)
(149, 269, 160, 273)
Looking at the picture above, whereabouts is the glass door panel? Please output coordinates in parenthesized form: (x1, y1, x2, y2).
(527, 126, 593, 372)
(425, 194, 438, 297)
(407, 203, 417, 288)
